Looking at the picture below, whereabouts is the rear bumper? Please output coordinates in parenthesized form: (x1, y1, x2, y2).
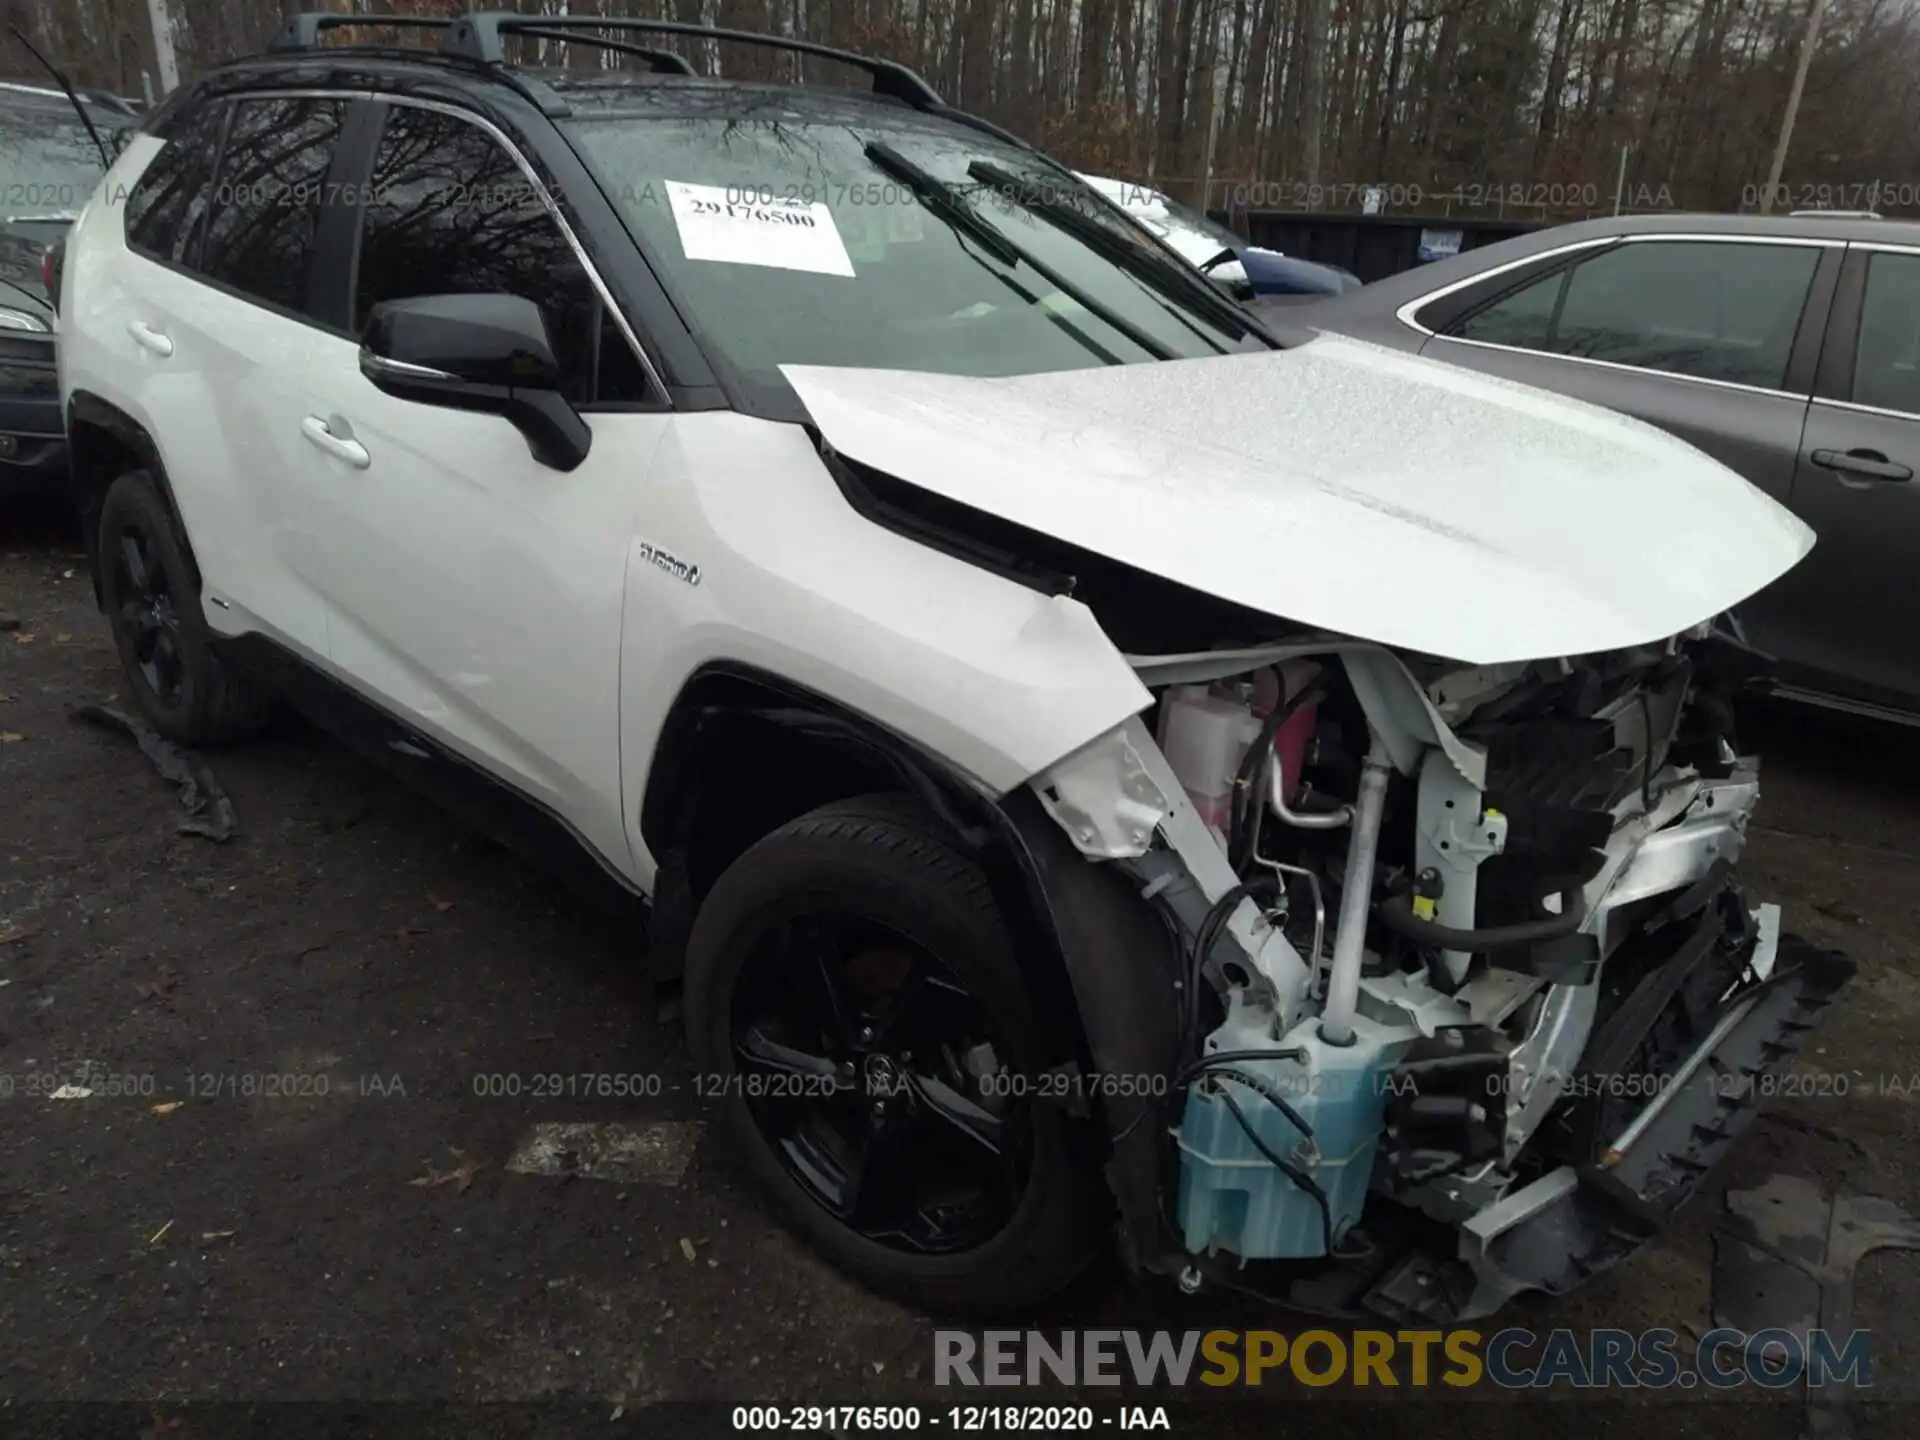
(0, 427, 69, 498)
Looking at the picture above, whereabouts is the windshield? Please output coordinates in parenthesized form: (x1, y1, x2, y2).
(562, 96, 1262, 406)
(0, 106, 118, 217)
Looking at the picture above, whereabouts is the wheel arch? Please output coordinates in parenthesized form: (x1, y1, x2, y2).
(639, 665, 1182, 1263)
(66, 390, 196, 607)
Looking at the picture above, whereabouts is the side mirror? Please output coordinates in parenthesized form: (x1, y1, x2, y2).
(358, 293, 591, 471)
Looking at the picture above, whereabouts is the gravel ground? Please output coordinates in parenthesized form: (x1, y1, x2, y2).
(3, 503, 1917, 1436)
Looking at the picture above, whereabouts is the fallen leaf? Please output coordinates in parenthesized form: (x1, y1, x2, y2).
(0, 732, 23, 743)
(408, 1159, 479, 1192)
(679, 1237, 697, 1262)
(150, 1101, 183, 1116)
(10, 634, 34, 645)
(0, 926, 35, 946)
(148, 1219, 173, 1246)
(54, 632, 71, 643)
(200, 1229, 237, 1243)
(427, 893, 456, 913)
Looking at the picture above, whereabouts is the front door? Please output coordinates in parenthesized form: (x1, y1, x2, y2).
(292, 99, 670, 875)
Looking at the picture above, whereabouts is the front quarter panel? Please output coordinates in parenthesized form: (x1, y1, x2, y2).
(617, 414, 1154, 888)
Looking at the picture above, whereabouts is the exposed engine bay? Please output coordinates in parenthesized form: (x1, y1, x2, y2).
(1031, 625, 1855, 1322)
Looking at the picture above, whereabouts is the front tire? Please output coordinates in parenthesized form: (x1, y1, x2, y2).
(684, 794, 1105, 1313)
(98, 470, 273, 746)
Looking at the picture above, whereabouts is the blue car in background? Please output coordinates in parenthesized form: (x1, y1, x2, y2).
(1077, 172, 1362, 301)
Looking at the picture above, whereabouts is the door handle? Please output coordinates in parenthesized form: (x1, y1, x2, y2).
(126, 319, 173, 357)
(1811, 447, 1912, 482)
(301, 415, 371, 470)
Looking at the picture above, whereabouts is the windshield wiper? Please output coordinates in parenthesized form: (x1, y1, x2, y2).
(863, 140, 1174, 362)
(967, 161, 1282, 349)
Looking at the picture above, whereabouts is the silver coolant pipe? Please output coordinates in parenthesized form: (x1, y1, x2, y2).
(1318, 737, 1394, 1046)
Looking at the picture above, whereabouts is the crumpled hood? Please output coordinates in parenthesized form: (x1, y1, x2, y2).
(783, 335, 1814, 665)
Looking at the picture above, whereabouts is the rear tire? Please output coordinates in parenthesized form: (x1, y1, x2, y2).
(684, 793, 1106, 1313)
(98, 470, 273, 746)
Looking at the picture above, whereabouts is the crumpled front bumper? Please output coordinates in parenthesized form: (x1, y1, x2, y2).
(1405, 910, 1858, 1323)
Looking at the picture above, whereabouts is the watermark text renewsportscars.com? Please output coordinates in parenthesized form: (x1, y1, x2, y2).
(934, 1327, 1872, 1390)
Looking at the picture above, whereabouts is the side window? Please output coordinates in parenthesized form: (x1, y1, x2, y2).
(1451, 240, 1819, 389)
(1451, 269, 1565, 349)
(197, 96, 347, 314)
(123, 100, 226, 265)
(353, 104, 651, 406)
(1851, 252, 1920, 416)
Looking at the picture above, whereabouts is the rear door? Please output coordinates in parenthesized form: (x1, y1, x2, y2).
(1419, 235, 1835, 506)
(1763, 243, 1920, 709)
(112, 92, 351, 661)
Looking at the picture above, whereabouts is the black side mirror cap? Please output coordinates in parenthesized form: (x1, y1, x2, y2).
(359, 293, 591, 471)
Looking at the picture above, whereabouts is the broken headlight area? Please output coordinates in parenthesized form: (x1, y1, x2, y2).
(1031, 627, 1855, 1321)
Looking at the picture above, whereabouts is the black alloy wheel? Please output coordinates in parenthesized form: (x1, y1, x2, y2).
(109, 521, 186, 707)
(684, 794, 1106, 1312)
(731, 913, 1030, 1254)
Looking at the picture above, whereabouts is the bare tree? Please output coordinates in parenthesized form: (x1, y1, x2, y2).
(8, 0, 1916, 217)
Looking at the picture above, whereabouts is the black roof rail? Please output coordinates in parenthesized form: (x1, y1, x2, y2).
(441, 13, 943, 109)
(508, 26, 696, 78)
(269, 13, 455, 53)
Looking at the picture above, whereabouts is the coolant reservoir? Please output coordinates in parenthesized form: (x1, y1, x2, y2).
(1157, 685, 1262, 845)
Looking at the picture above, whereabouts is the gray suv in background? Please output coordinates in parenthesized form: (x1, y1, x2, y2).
(1289, 213, 1920, 724)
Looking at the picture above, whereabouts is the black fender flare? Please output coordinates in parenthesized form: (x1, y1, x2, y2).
(642, 664, 1181, 1269)
(65, 390, 197, 601)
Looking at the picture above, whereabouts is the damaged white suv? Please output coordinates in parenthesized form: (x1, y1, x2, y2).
(58, 13, 1851, 1320)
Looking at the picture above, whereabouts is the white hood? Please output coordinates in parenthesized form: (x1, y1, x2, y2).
(783, 336, 1814, 665)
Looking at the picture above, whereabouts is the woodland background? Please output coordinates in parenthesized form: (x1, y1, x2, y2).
(4, 0, 1917, 218)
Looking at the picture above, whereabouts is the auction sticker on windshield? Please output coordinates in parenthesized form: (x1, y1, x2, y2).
(665, 179, 854, 277)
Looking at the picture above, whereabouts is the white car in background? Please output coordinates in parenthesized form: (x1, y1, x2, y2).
(1076, 171, 1360, 299)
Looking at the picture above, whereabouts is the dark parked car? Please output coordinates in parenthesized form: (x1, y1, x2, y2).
(0, 80, 139, 500)
(1287, 211, 1920, 724)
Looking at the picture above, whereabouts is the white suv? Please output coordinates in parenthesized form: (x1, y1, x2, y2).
(57, 12, 1850, 1322)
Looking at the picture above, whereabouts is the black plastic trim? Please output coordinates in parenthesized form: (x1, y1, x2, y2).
(63, 390, 190, 597)
(636, 658, 1157, 1257)
(1783, 244, 1844, 398)
(306, 97, 387, 335)
(1814, 247, 1870, 403)
(217, 633, 649, 917)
